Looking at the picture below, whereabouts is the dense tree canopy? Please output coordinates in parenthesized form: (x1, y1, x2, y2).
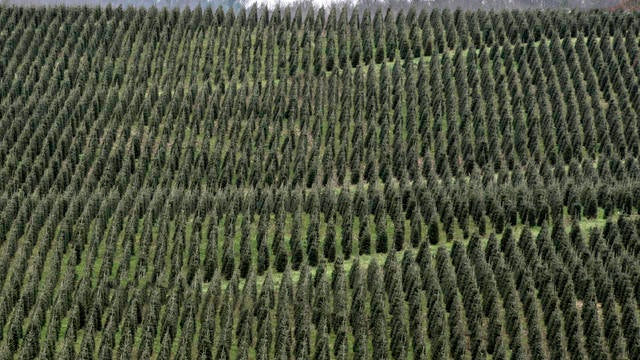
(0, 3, 639, 358)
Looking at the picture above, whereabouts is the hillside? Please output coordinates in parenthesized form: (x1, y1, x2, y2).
(0, 5, 640, 359)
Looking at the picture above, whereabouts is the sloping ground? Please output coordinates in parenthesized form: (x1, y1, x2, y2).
(0, 5, 639, 359)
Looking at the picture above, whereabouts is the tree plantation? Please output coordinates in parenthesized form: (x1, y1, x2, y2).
(0, 3, 640, 359)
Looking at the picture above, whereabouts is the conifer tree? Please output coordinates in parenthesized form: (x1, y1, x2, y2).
(313, 270, 329, 327)
(314, 314, 330, 360)
(452, 240, 486, 359)
(204, 215, 219, 281)
(560, 275, 587, 360)
(389, 256, 408, 360)
(359, 215, 372, 255)
(323, 215, 336, 262)
(216, 286, 234, 360)
(294, 265, 311, 360)
(436, 247, 458, 312)
(221, 230, 235, 280)
(342, 210, 353, 260)
(351, 265, 369, 360)
(428, 213, 441, 245)
(408, 287, 428, 360)
(256, 306, 272, 360)
(291, 209, 304, 270)
(429, 291, 450, 360)
(602, 288, 627, 359)
(449, 293, 468, 360)
(361, 9, 374, 64)
(581, 281, 608, 360)
(621, 282, 640, 358)
(257, 225, 270, 275)
(547, 304, 568, 360)
(332, 257, 348, 333)
(375, 199, 388, 253)
(239, 214, 252, 278)
(307, 208, 320, 267)
(274, 269, 292, 360)
(370, 262, 389, 360)
(393, 210, 405, 251)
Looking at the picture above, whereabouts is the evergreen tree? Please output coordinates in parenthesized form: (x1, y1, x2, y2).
(393, 210, 405, 251)
(257, 227, 270, 275)
(307, 209, 320, 267)
(370, 262, 389, 360)
(291, 210, 304, 270)
(323, 215, 336, 262)
(548, 305, 568, 360)
(581, 281, 608, 360)
(429, 291, 450, 360)
(332, 256, 348, 334)
(436, 247, 457, 312)
(487, 296, 504, 355)
(221, 231, 235, 280)
(351, 265, 369, 359)
(216, 286, 234, 360)
(341, 210, 354, 259)
(602, 288, 628, 359)
(389, 256, 408, 360)
(239, 214, 252, 278)
(359, 215, 372, 255)
(559, 275, 587, 360)
(428, 213, 441, 245)
(294, 265, 311, 360)
(314, 315, 330, 360)
(204, 215, 219, 281)
(408, 288, 428, 360)
(621, 282, 640, 359)
(449, 293, 468, 360)
(376, 202, 388, 253)
(274, 268, 293, 360)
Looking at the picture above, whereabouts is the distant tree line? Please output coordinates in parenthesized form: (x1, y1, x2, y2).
(0, 0, 622, 11)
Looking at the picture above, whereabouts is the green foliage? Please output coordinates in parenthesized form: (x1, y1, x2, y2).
(0, 5, 639, 359)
